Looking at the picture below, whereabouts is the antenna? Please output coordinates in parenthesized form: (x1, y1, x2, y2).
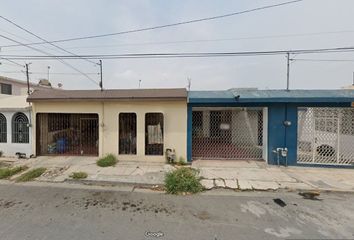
(138, 79, 142, 88)
(47, 66, 50, 81)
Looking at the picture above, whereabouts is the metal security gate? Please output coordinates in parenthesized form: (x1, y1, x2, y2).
(297, 107, 354, 165)
(36, 113, 99, 156)
(192, 107, 264, 160)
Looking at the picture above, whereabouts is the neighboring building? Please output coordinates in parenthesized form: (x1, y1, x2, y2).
(0, 94, 33, 157)
(27, 88, 187, 163)
(0, 76, 54, 96)
(188, 89, 354, 167)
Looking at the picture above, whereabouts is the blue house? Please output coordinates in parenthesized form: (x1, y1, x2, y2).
(187, 89, 354, 167)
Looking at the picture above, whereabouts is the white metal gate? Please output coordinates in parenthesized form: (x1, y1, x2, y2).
(297, 107, 354, 165)
(192, 107, 264, 160)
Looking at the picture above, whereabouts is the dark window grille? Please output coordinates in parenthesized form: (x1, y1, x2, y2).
(12, 112, 29, 143)
(1, 83, 12, 95)
(145, 113, 164, 155)
(0, 113, 7, 143)
(36, 113, 98, 156)
(119, 113, 137, 154)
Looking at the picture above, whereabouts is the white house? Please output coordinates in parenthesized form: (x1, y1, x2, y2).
(0, 94, 33, 157)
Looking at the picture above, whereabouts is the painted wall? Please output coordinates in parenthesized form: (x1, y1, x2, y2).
(0, 110, 33, 157)
(31, 100, 187, 162)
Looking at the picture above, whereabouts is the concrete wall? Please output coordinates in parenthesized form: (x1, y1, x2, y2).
(0, 110, 33, 157)
(32, 100, 187, 163)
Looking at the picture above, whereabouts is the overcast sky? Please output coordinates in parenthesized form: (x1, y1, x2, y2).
(0, 0, 354, 90)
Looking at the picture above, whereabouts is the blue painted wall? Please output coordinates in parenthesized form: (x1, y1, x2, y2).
(267, 104, 297, 166)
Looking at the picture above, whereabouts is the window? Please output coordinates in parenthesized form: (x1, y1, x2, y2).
(0, 113, 6, 143)
(145, 113, 164, 155)
(1, 83, 12, 95)
(12, 112, 29, 143)
(119, 113, 137, 154)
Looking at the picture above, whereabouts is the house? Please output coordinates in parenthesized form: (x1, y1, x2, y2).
(27, 88, 187, 162)
(0, 76, 54, 96)
(0, 94, 33, 157)
(187, 89, 354, 167)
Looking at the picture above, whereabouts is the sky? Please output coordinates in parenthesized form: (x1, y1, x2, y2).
(0, 0, 354, 90)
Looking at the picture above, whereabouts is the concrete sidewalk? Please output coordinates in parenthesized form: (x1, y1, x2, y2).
(1, 156, 354, 192)
(193, 160, 354, 192)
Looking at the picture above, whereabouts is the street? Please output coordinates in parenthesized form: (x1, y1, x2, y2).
(0, 183, 353, 240)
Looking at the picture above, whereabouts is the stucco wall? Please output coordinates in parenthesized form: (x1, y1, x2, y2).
(32, 100, 187, 162)
(0, 110, 33, 157)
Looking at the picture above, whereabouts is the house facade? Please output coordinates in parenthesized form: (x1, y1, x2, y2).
(0, 94, 33, 157)
(188, 89, 354, 167)
(27, 89, 187, 162)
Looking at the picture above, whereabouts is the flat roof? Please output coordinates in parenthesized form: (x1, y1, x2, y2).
(189, 89, 354, 103)
(27, 88, 187, 102)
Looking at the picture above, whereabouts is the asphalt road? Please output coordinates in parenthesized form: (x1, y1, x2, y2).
(0, 183, 353, 240)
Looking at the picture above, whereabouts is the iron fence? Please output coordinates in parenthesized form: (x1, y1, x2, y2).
(192, 107, 264, 160)
(297, 107, 354, 165)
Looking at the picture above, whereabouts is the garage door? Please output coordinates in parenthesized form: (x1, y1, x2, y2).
(192, 107, 264, 160)
(36, 113, 99, 156)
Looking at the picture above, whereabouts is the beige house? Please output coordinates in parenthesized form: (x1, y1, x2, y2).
(27, 88, 187, 163)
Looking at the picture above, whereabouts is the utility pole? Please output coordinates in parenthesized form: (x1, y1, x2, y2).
(138, 80, 142, 88)
(99, 60, 103, 91)
(352, 72, 354, 86)
(286, 52, 290, 91)
(25, 63, 31, 95)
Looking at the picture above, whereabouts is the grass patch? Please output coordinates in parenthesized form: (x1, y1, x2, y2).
(96, 154, 117, 167)
(16, 168, 46, 182)
(0, 166, 28, 179)
(70, 171, 88, 179)
(164, 167, 203, 194)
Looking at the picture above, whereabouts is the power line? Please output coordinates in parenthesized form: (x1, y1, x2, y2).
(0, 70, 99, 75)
(2, 46, 354, 60)
(0, 33, 99, 86)
(0, 0, 303, 48)
(4, 29, 354, 52)
(0, 56, 24, 67)
(0, 15, 97, 65)
(291, 58, 354, 62)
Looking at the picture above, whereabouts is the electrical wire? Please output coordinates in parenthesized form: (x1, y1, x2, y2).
(1, 46, 354, 60)
(0, 56, 24, 67)
(0, 16, 97, 65)
(0, 0, 303, 48)
(0, 70, 99, 75)
(0, 33, 99, 86)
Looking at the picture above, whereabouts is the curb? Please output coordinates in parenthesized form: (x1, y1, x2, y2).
(64, 178, 164, 189)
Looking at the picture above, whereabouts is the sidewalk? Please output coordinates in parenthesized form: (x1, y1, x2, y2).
(2, 156, 354, 192)
(193, 160, 354, 192)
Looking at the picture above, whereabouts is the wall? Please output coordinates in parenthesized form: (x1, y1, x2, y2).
(32, 100, 187, 162)
(0, 110, 33, 157)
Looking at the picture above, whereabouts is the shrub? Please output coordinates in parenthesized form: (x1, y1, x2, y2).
(16, 168, 46, 182)
(96, 154, 117, 167)
(0, 166, 28, 179)
(177, 157, 187, 166)
(70, 172, 88, 179)
(164, 167, 203, 194)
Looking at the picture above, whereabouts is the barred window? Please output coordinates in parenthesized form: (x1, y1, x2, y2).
(119, 113, 137, 155)
(12, 112, 29, 143)
(0, 83, 12, 95)
(0, 113, 6, 143)
(145, 113, 164, 155)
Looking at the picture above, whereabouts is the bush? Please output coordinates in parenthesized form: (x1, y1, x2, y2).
(177, 157, 187, 166)
(16, 168, 46, 182)
(0, 166, 28, 179)
(164, 167, 203, 194)
(96, 154, 117, 167)
(70, 172, 88, 179)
